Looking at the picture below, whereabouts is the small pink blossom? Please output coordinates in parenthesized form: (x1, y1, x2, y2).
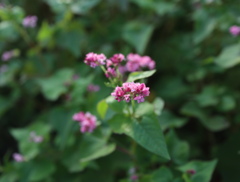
(109, 53, 125, 65)
(1, 51, 14, 61)
(111, 82, 150, 103)
(126, 53, 155, 72)
(130, 174, 139, 181)
(186, 169, 196, 175)
(229, 25, 240, 36)
(22, 15, 38, 28)
(72, 111, 97, 133)
(29, 131, 43, 143)
(105, 67, 117, 78)
(84, 52, 106, 68)
(13, 153, 24, 162)
(88, 84, 100, 92)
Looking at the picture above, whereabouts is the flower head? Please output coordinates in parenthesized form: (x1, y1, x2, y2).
(22, 15, 38, 28)
(111, 82, 150, 103)
(229, 25, 240, 36)
(126, 53, 155, 72)
(186, 169, 196, 175)
(109, 53, 125, 65)
(105, 67, 117, 78)
(72, 111, 97, 133)
(1, 51, 14, 61)
(13, 153, 24, 162)
(84, 52, 106, 68)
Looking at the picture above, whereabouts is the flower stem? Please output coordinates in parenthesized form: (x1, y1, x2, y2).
(131, 100, 135, 117)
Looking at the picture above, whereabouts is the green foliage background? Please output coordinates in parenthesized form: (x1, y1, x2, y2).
(0, 0, 240, 181)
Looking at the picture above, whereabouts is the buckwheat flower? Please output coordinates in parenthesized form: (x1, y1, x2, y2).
(105, 67, 117, 78)
(84, 52, 106, 68)
(29, 131, 43, 143)
(22, 15, 38, 28)
(111, 82, 150, 103)
(126, 53, 155, 72)
(72, 111, 97, 133)
(229, 25, 240, 36)
(13, 153, 24, 162)
(1, 51, 14, 61)
(88, 84, 100, 92)
(109, 53, 125, 65)
(130, 174, 139, 181)
(140, 56, 155, 70)
(186, 169, 196, 175)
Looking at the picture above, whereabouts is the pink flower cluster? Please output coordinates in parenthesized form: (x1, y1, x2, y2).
(229, 25, 240, 36)
(22, 15, 38, 28)
(83, 52, 155, 80)
(84, 52, 106, 68)
(72, 111, 97, 133)
(111, 82, 150, 103)
(126, 53, 155, 72)
(13, 153, 24, 162)
(1, 50, 14, 61)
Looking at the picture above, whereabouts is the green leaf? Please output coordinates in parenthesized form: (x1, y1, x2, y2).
(97, 99, 109, 119)
(108, 114, 132, 134)
(56, 29, 83, 57)
(123, 21, 154, 54)
(70, 0, 101, 14)
(0, 21, 19, 41)
(178, 160, 217, 182)
(105, 96, 126, 114)
(215, 44, 240, 68)
(11, 122, 50, 159)
(153, 97, 164, 116)
(165, 130, 189, 165)
(62, 131, 114, 172)
(37, 68, 74, 101)
(37, 22, 55, 47)
(28, 159, 56, 181)
(127, 70, 156, 82)
(135, 101, 155, 118)
(151, 166, 173, 182)
(181, 102, 229, 131)
(127, 116, 170, 160)
(159, 111, 187, 131)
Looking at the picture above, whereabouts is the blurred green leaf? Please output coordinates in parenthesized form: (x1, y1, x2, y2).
(70, 0, 101, 14)
(215, 43, 240, 68)
(165, 130, 189, 165)
(37, 22, 55, 47)
(0, 21, 19, 41)
(123, 21, 154, 54)
(181, 102, 229, 131)
(151, 166, 173, 182)
(159, 111, 187, 131)
(97, 99, 108, 119)
(153, 97, 164, 116)
(37, 68, 74, 101)
(127, 70, 156, 82)
(177, 159, 217, 182)
(28, 159, 56, 181)
(11, 122, 50, 160)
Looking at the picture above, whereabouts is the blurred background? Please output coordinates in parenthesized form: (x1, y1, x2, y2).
(0, 0, 240, 181)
